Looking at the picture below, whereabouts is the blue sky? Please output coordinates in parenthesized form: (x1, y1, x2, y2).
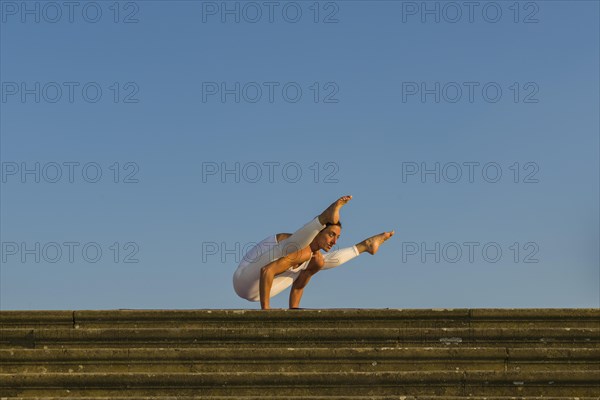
(1, 0, 598, 310)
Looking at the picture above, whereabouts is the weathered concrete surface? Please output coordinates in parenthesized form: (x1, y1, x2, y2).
(0, 309, 598, 398)
(1, 398, 600, 400)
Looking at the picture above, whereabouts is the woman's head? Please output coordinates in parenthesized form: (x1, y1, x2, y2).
(314, 222, 342, 252)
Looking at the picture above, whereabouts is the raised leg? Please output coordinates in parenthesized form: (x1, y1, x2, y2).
(277, 195, 353, 258)
(322, 231, 395, 271)
(355, 231, 395, 255)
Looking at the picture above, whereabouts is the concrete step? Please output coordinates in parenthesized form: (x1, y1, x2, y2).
(2, 327, 598, 349)
(0, 370, 599, 396)
(1, 347, 598, 373)
(2, 309, 599, 329)
(1, 309, 597, 398)
(2, 397, 600, 400)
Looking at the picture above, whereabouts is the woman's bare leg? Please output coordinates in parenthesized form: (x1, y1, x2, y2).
(275, 195, 352, 260)
(322, 231, 395, 270)
(355, 231, 395, 255)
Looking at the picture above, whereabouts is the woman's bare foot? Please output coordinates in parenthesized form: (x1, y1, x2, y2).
(318, 195, 352, 225)
(356, 231, 395, 255)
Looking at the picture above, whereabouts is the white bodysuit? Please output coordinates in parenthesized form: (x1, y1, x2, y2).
(233, 217, 360, 302)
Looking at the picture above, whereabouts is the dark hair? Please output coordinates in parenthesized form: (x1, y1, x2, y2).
(325, 221, 342, 229)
